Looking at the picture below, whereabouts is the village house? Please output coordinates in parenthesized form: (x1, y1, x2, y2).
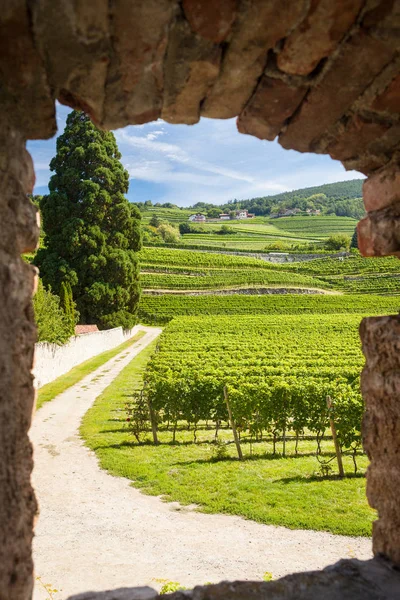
(219, 213, 231, 220)
(235, 209, 255, 219)
(188, 213, 206, 222)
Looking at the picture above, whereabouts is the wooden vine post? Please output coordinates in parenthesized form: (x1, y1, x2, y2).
(224, 385, 243, 460)
(143, 382, 159, 445)
(326, 396, 344, 477)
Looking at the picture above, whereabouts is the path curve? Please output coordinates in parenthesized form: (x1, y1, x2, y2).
(31, 327, 371, 600)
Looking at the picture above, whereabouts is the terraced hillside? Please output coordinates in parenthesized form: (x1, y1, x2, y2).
(143, 215, 358, 252)
(139, 247, 400, 297)
(141, 206, 192, 224)
(272, 216, 357, 239)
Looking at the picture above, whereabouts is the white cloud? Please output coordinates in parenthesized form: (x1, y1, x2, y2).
(145, 130, 165, 141)
(116, 129, 267, 187)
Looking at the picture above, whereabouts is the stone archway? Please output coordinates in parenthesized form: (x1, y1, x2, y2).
(0, 1, 399, 599)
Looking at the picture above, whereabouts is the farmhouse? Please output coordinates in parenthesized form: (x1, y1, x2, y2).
(219, 213, 230, 220)
(235, 209, 255, 219)
(188, 213, 206, 222)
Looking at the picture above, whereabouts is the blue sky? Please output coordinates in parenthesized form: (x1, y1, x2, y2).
(28, 103, 363, 207)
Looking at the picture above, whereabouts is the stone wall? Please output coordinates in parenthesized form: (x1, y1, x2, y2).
(360, 315, 400, 565)
(66, 557, 400, 600)
(0, 120, 38, 600)
(0, 1, 400, 599)
(34, 326, 140, 388)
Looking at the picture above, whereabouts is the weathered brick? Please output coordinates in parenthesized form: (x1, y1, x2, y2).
(102, 0, 175, 129)
(372, 73, 400, 114)
(162, 15, 221, 125)
(357, 204, 400, 257)
(360, 314, 400, 565)
(0, 1, 55, 139)
(363, 164, 400, 212)
(280, 30, 395, 153)
(278, 0, 363, 76)
(363, 0, 400, 52)
(202, 0, 309, 119)
(342, 125, 400, 175)
(182, 0, 237, 43)
(343, 154, 390, 176)
(237, 76, 307, 141)
(327, 115, 392, 162)
(32, 0, 110, 126)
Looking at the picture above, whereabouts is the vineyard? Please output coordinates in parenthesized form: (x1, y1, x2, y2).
(127, 226, 398, 536)
(138, 294, 400, 323)
(139, 247, 400, 295)
(139, 247, 286, 269)
(140, 269, 330, 291)
(272, 216, 357, 238)
(287, 255, 400, 276)
(129, 315, 368, 476)
(141, 206, 192, 224)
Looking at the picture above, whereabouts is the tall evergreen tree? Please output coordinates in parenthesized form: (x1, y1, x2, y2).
(59, 281, 78, 336)
(35, 110, 142, 329)
(350, 227, 358, 250)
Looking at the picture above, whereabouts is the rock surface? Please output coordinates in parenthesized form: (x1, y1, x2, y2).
(66, 558, 400, 600)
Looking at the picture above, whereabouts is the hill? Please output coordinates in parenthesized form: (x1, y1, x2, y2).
(136, 179, 365, 222)
(244, 178, 364, 203)
(192, 179, 365, 219)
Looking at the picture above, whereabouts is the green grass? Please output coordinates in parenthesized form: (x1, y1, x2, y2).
(81, 343, 374, 537)
(36, 330, 146, 410)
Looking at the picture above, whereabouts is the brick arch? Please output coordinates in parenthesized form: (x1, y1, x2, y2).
(0, 1, 399, 599)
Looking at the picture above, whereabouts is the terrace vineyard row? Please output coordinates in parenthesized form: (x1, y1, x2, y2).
(139, 294, 400, 324)
(130, 315, 370, 472)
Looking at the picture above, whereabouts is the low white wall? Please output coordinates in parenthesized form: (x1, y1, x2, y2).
(34, 325, 140, 388)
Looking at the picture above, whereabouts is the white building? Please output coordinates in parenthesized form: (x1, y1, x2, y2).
(235, 209, 255, 219)
(189, 213, 206, 222)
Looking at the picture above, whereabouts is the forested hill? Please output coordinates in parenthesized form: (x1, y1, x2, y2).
(191, 178, 365, 219)
(249, 178, 364, 204)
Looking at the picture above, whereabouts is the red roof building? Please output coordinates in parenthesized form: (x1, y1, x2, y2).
(74, 324, 99, 335)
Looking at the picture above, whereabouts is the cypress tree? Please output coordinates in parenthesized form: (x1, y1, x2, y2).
(35, 110, 142, 329)
(34, 281, 73, 345)
(350, 227, 358, 250)
(59, 281, 78, 336)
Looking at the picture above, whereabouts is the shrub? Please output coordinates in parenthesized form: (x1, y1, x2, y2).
(34, 280, 72, 344)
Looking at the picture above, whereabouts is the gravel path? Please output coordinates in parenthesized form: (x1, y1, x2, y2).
(31, 327, 371, 600)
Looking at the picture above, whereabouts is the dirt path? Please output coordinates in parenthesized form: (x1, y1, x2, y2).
(31, 327, 371, 600)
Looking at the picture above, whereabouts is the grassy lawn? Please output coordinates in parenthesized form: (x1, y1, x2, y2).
(36, 330, 145, 410)
(80, 343, 375, 538)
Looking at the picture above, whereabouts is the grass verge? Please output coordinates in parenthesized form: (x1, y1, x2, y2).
(80, 343, 374, 537)
(36, 330, 146, 410)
